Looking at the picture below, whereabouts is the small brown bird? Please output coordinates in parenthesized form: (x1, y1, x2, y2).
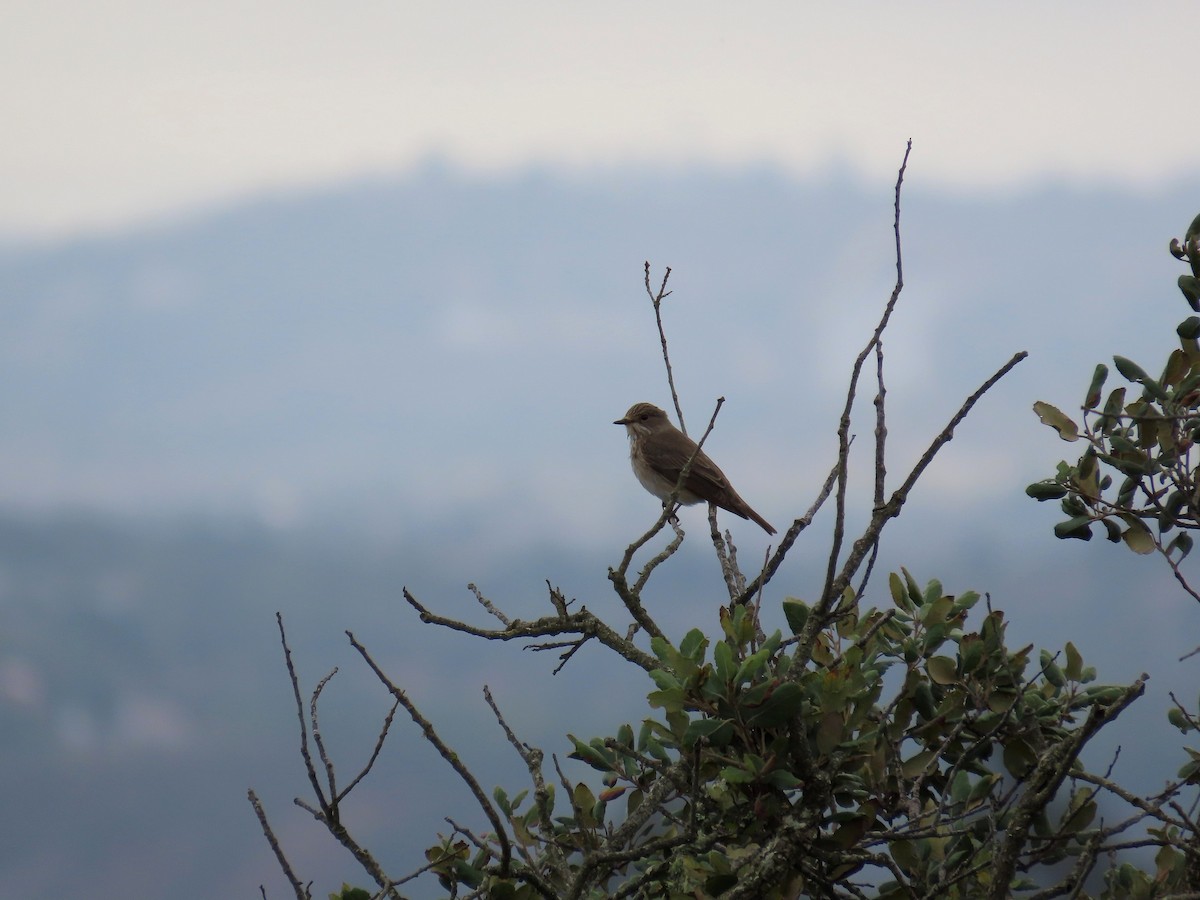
(614, 402, 776, 535)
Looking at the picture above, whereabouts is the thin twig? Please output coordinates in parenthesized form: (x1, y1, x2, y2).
(734, 450, 844, 605)
(248, 789, 312, 900)
(469, 582, 512, 627)
(337, 699, 399, 802)
(403, 587, 659, 672)
(823, 139, 911, 608)
(275, 613, 330, 816)
(644, 262, 685, 434)
(309, 668, 339, 808)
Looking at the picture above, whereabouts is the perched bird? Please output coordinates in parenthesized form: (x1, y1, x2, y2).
(614, 402, 776, 535)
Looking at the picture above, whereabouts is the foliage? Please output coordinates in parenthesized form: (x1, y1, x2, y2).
(409, 575, 1165, 899)
(1030, 213, 1200, 599)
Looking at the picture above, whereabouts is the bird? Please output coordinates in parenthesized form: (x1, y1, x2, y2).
(614, 402, 776, 535)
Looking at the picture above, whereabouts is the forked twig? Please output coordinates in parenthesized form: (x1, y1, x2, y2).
(644, 262, 685, 434)
(346, 630, 513, 876)
(248, 788, 312, 900)
(823, 139, 911, 607)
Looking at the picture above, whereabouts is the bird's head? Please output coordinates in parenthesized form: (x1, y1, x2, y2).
(614, 402, 672, 437)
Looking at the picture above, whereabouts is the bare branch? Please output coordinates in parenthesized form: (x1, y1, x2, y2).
(275, 613, 330, 816)
(346, 630, 513, 876)
(337, 699, 399, 803)
(823, 139, 911, 607)
(644, 262, 685, 434)
(468, 582, 512, 627)
(309, 668, 339, 806)
(403, 587, 659, 673)
(734, 449, 843, 605)
(248, 789, 312, 900)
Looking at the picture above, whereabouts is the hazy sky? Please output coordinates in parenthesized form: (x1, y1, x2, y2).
(5, 2, 1194, 237)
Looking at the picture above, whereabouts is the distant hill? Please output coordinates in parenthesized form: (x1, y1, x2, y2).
(0, 162, 1196, 544)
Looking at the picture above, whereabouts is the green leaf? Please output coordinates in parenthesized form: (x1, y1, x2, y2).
(648, 669, 681, 692)
(1084, 364, 1108, 408)
(954, 590, 981, 612)
(902, 567, 924, 607)
(816, 711, 845, 755)
(1178, 316, 1200, 340)
(950, 769, 971, 803)
(1180, 275, 1200, 312)
(679, 628, 708, 662)
(1169, 532, 1194, 561)
(1113, 355, 1150, 384)
(1102, 386, 1127, 419)
(926, 656, 958, 685)
(968, 773, 998, 805)
(913, 683, 937, 720)
(1032, 401, 1079, 441)
(901, 748, 937, 779)
(713, 639, 735, 685)
(1040, 650, 1066, 688)
(1121, 518, 1156, 554)
(921, 578, 944, 608)
(782, 598, 810, 635)
(649, 635, 674, 665)
(1178, 757, 1200, 784)
(1053, 516, 1093, 541)
(1099, 517, 1122, 544)
(1064, 642, 1083, 682)
(745, 682, 806, 727)
(1025, 481, 1067, 501)
(765, 768, 803, 790)
(493, 786, 511, 815)
(567, 736, 614, 772)
(889, 572, 914, 612)
(683, 717, 732, 748)
(734, 647, 771, 685)
(1003, 738, 1037, 777)
(719, 764, 755, 784)
(646, 687, 685, 714)
(1061, 797, 1097, 834)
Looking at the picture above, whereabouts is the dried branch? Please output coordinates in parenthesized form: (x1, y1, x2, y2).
(815, 349, 1028, 623)
(275, 612, 330, 817)
(248, 789, 312, 900)
(337, 699, 399, 802)
(823, 139, 911, 608)
(482, 687, 565, 873)
(309, 669, 339, 806)
(403, 587, 659, 673)
(469, 582, 512, 627)
(644, 262, 685, 434)
(734, 450, 843, 605)
(346, 630, 513, 876)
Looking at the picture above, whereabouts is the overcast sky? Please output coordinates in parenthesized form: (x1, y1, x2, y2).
(4, 2, 1195, 237)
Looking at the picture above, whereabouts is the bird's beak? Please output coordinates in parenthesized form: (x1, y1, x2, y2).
(614, 417, 630, 425)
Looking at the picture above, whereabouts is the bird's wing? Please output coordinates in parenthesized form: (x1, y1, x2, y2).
(641, 438, 730, 497)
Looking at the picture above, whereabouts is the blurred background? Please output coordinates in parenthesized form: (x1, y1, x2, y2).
(3, 3, 1199, 897)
